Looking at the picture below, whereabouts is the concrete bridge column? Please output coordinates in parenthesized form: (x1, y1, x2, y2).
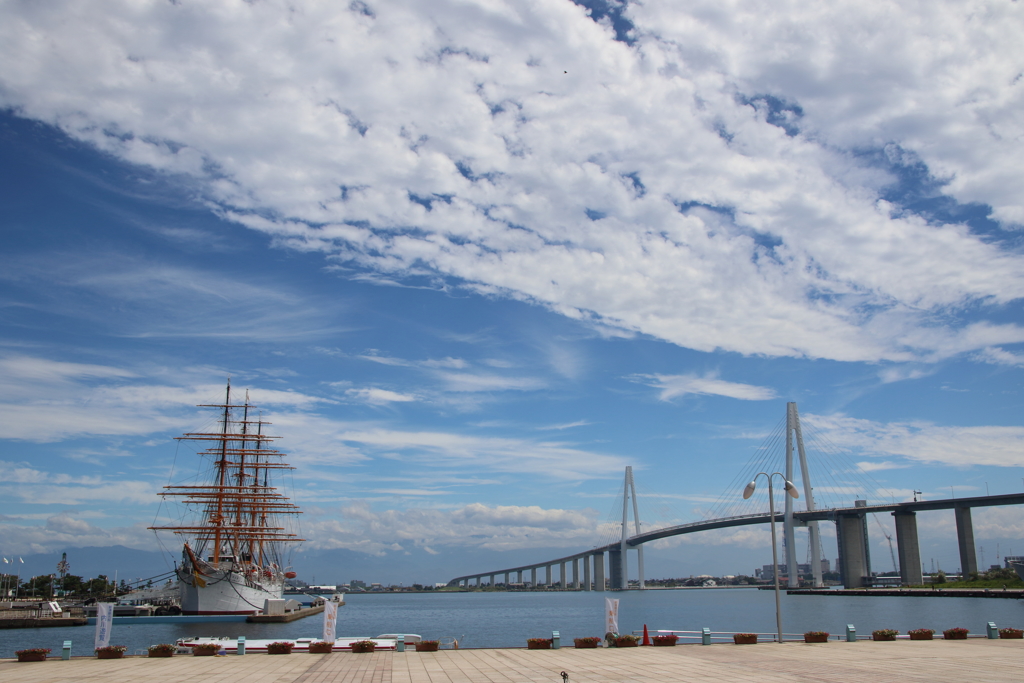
(955, 506, 979, 577)
(504, 572, 509, 586)
(608, 549, 623, 589)
(836, 513, 869, 588)
(583, 555, 592, 591)
(489, 574, 495, 586)
(544, 565, 552, 587)
(475, 576, 481, 587)
(530, 567, 537, 587)
(559, 561, 567, 589)
(517, 570, 523, 584)
(594, 552, 605, 592)
(572, 558, 580, 589)
(893, 511, 923, 585)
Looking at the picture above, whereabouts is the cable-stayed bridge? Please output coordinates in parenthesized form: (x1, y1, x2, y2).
(448, 403, 1024, 590)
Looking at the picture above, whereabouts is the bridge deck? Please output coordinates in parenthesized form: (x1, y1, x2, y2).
(4, 640, 1020, 683)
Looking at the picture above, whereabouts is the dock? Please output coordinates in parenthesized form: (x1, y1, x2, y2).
(788, 587, 1024, 599)
(0, 617, 87, 630)
(2, 639, 1022, 683)
(247, 603, 324, 623)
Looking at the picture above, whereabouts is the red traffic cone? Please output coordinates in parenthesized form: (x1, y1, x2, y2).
(642, 624, 651, 646)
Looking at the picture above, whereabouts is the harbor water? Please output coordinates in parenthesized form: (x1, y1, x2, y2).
(3, 588, 1022, 656)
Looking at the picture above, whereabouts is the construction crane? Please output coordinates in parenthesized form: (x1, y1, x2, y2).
(872, 514, 899, 574)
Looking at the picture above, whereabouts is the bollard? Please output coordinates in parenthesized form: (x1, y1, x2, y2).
(701, 628, 711, 645)
(846, 624, 856, 642)
(62, 640, 72, 660)
(396, 635, 405, 652)
(237, 636, 245, 655)
(552, 630, 560, 649)
(987, 622, 998, 639)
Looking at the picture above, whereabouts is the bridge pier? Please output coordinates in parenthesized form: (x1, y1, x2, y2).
(572, 558, 580, 589)
(559, 561, 567, 589)
(531, 567, 537, 587)
(594, 551, 605, 591)
(893, 510, 923, 585)
(583, 554, 592, 591)
(836, 511, 870, 588)
(504, 572, 509, 586)
(955, 506, 979, 577)
(609, 549, 623, 589)
(545, 564, 552, 587)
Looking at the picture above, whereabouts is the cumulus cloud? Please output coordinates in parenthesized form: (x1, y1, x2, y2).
(1, 0, 1021, 364)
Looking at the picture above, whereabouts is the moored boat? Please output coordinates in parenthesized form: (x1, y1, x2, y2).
(149, 382, 305, 615)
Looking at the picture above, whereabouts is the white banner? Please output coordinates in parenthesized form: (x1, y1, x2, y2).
(94, 603, 113, 650)
(604, 597, 619, 636)
(322, 600, 338, 643)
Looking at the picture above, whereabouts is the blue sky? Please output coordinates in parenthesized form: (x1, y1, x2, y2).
(1, 0, 1023, 583)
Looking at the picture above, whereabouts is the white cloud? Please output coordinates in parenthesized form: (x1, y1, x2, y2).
(634, 373, 777, 401)
(345, 387, 418, 405)
(301, 500, 603, 554)
(1, 1, 1021, 364)
(803, 413, 1024, 468)
(334, 427, 628, 480)
(974, 346, 1024, 368)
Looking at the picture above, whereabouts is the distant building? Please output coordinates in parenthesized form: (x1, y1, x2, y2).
(755, 559, 830, 579)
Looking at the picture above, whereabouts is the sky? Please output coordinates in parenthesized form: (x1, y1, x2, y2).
(1, 0, 1023, 585)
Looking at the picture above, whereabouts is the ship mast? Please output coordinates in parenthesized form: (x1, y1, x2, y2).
(149, 383, 304, 569)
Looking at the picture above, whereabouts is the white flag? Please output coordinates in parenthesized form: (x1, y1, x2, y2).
(322, 600, 338, 643)
(604, 597, 619, 636)
(94, 603, 114, 650)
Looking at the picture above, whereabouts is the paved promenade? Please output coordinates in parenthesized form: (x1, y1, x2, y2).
(2, 640, 1019, 683)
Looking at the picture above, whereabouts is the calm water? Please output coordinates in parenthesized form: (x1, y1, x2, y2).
(3, 589, 1022, 656)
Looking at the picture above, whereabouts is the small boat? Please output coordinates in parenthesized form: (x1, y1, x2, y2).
(176, 634, 423, 652)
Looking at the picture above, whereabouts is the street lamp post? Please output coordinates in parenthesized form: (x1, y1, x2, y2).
(743, 472, 800, 643)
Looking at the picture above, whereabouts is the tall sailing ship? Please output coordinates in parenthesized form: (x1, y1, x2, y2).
(150, 383, 304, 614)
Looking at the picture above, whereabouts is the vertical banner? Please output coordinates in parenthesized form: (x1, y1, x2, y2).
(604, 597, 619, 636)
(94, 603, 113, 650)
(322, 599, 338, 643)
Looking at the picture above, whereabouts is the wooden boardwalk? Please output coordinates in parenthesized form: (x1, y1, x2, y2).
(2, 640, 1020, 683)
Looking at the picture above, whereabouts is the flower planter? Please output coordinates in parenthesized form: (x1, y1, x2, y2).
(652, 635, 678, 647)
(267, 643, 294, 655)
(614, 637, 639, 648)
(193, 649, 217, 656)
(733, 634, 758, 645)
(999, 629, 1023, 639)
(573, 640, 599, 649)
(148, 651, 174, 657)
(527, 639, 552, 650)
(97, 651, 124, 659)
(908, 630, 934, 641)
(415, 641, 440, 652)
(872, 634, 896, 641)
(943, 631, 968, 640)
(16, 652, 47, 662)
(350, 641, 375, 653)
(804, 634, 829, 643)
(308, 642, 333, 654)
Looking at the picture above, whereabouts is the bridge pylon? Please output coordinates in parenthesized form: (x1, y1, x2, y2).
(613, 466, 645, 590)
(784, 402, 823, 588)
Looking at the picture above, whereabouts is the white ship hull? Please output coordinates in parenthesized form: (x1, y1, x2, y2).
(177, 564, 284, 615)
